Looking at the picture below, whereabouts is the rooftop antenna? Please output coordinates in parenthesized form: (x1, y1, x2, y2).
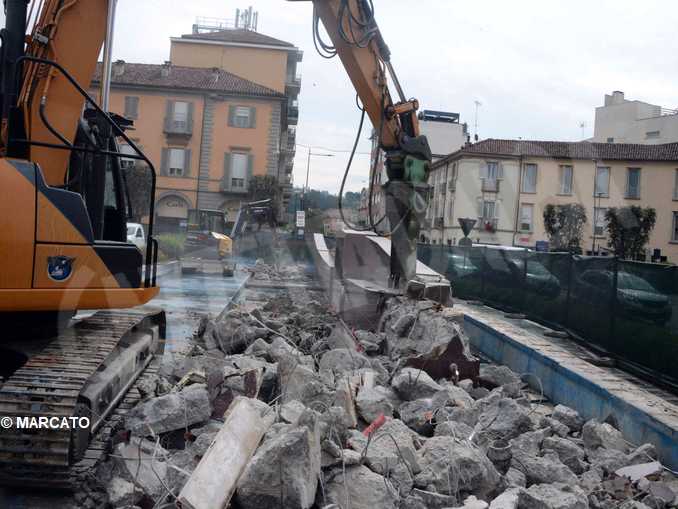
(474, 100, 482, 141)
(579, 121, 586, 140)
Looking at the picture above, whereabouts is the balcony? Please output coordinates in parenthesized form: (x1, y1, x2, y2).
(480, 218, 498, 233)
(481, 178, 499, 192)
(285, 160, 294, 174)
(164, 117, 192, 137)
(287, 102, 299, 125)
(220, 178, 248, 194)
(287, 129, 296, 149)
(434, 217, 444, 228)
(285, 73, 301, 95)
(448, 180, 456, 192)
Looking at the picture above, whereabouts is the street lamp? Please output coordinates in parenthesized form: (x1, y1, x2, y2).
(301, 148, 334, 210)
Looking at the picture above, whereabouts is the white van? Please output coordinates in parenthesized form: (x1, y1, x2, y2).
(126, 222, 146, 252)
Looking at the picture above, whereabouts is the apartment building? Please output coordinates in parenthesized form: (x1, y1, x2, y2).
(593, 91, 678, 145)
(92, 19, 301, 232)
(423, 138, 678, 262)
(169, 23, 302, 210)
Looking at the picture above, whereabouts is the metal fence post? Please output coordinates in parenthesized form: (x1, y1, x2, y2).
(480, 246, 487, 301)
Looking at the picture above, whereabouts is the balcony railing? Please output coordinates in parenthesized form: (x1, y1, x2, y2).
(480, 218, 498, 232)
(448, 180, 456, 192)
(481, 179, 499, 192)
(164, 117, 193, 136)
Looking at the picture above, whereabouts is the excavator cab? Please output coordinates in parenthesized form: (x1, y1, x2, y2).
(0, 0, 160, 319)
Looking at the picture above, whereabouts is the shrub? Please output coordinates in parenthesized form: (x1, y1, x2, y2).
(156, 233, 186, 260)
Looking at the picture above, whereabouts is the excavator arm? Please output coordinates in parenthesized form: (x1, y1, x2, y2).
(298, 0, 433, 287)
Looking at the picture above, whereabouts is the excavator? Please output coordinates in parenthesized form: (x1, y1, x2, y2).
(0, 0, 434, 489)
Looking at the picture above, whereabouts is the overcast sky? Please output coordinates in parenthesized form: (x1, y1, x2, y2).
(21, 1, 678, 193)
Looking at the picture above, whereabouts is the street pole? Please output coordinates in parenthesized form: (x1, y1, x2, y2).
(302, 148, 311, 210)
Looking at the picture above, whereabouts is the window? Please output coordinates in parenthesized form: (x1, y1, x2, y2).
(481, 161, 502, 191)
(229, 105, 256, 128)
(646, 130, 660, 139)
(168, 148, 186, 177)
(173, 101, 189, 130)
(674, 169, 678, 200)
(559, 165, 573, 195)
(231, 152, 248, 188)
(119, 144, 136, 169)
(522, 164, 537, 193)
(481, 200, 495, 220)
(626, 168, 641, 199)
(607, 137, 614, 143)
(124, 96, 139, 119)
(595, 166, 610, 196)
(594, 207, 608, 236)
(519, 203, 534, 232)
(673, 212, 678, 242)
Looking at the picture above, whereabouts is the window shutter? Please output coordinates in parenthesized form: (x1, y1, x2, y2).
(164, 100, 174, 131)
(186, 102, 194, 133)
(124, 96, 139, 119)
(228, 105, 236, 127)
(480, 162, 488, 179)
(497, 161, 504, 180)
(494, 203, 500, 219)
(477, 198, 483, 217)
(184, 149, 191, 176)
(246, 153, 254, 189)
(222, 152, 231, 191)
(160, 148, 169, 176)
(249, 107, 256, 128)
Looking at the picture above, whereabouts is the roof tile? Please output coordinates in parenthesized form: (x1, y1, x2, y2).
(93, 62, 284, 98)
(434, 138, 678, 166)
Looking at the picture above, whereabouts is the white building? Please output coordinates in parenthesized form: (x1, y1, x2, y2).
(418, 110, 468, 161)
(593, 91, 678, 144)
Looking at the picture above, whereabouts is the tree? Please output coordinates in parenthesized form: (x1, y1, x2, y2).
(543, 203, 587, 253)
(605, 206, 656, 260)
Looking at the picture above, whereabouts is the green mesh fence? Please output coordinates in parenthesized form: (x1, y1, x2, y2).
(416, 244, 678, 384)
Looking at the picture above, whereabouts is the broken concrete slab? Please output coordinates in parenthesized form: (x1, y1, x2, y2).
(278, 355, 335, 409)
(459, 495, 491, 509)
(318, 348, 372, 384)
(415, 435, 502, 498)
(551, 405, 584, 433)
(479, 365, 521, 389)
(513, 451, 579, 486)
(177, 397, 274, 509)
(323, 465, 398, 509)
(489, 488, 522, 509)
(434, 420, 474, 440)
(582, 420, 629, 453)
(615, 461, 663, 482)
(235, 421, 321, 509)
(392, 367, 443, 400)
(473, 398, 533, 446)
(105, 477, 142, 507)
(355, 385, 399, 423)
(542, 436, 587, 475)
(113, 438, 169, 501)
(125, 383, 211, 436)
(517, 483, 587, 509)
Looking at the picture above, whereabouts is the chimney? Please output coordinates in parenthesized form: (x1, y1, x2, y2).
(606, 90, 624, 106)
(112, 59, 125, 76)
(161, 61, 171, 77)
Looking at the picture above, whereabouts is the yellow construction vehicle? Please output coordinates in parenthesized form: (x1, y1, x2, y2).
(0, 0, 163, 486)
(0, 0, 434, 488)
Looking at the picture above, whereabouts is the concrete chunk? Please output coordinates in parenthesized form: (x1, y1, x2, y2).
(324, 465, 398, 509)
(126, 384, 211, 435)
(551, 405, 584, 433)
(392, 367, 443, 400)
(517, 483, 587, 509)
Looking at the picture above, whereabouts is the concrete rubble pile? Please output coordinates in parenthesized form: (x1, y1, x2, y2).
(91, 264, 678, 509)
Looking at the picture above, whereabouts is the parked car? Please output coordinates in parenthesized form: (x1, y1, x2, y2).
(126, 222, 146, 252)
(447, 252, 480, 279)
(483, 251, 561, 298)
(574, 269, 672, 325)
